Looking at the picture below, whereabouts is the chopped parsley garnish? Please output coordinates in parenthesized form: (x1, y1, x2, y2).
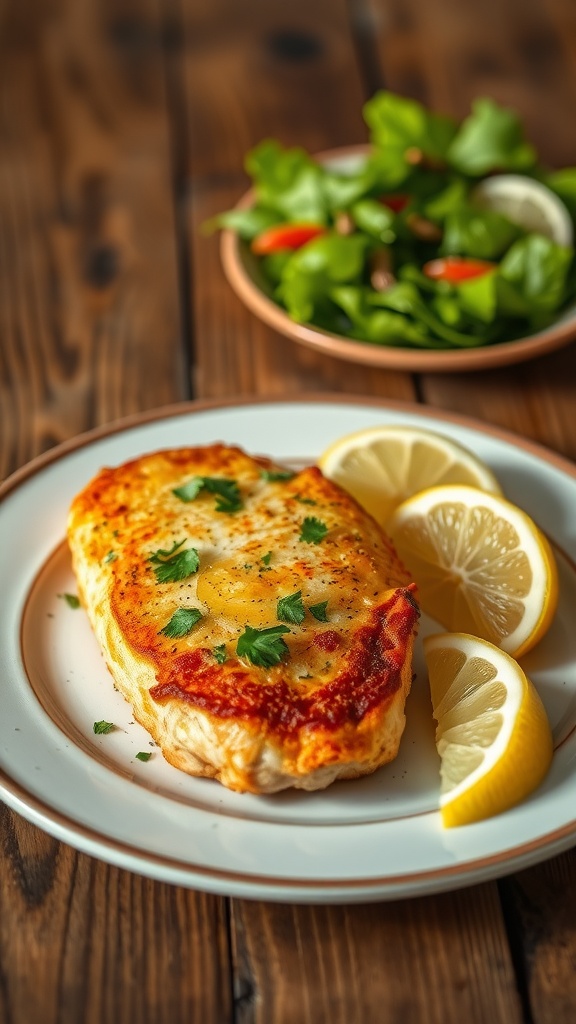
(135, 751, 152, 762)
(104, 550, 118, 563)
(277, 590, 305, 625)
(159, 607, 202, 638)
(93, 720, 115, 734)
(237, 624, 290, 668)
(148, 540, 200, 583)
(173, 476, 242, 513)
(261, 551, 272, 565)
(294, 494, 317, 506)
(299, 516, 328, 544)
(213, 644, 227, 664)
(261, 469, 294, 482)
(172, 477, 204, 502)
(309, 601, 329, 622)
(59, 593, 80, 609)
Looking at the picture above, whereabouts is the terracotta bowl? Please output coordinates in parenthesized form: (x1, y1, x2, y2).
(220, 145, 576, 373)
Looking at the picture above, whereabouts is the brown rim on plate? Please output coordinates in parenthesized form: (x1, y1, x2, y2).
(2, 393, 576, 899)
(220, 145, 576, 373)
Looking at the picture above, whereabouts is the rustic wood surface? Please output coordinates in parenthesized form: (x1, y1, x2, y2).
(0, 0, 575, 1021)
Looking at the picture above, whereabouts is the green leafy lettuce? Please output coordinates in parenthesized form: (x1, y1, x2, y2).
(213, 91, 575, 351)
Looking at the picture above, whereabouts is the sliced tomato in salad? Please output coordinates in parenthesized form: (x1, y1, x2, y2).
(379, 193, 411, 213)
(251, 223, 326, 254)
(423, 256, 496, 282)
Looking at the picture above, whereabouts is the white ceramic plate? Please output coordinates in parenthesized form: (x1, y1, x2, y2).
(221, 146, 576, 373)
(2, 396, 576, 903)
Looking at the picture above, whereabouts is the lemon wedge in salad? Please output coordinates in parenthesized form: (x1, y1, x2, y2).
(473, 174, 573, 247)
(424, 632, 553, 827)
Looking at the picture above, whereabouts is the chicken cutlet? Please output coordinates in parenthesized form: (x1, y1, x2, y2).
(67, 443, 419, 793)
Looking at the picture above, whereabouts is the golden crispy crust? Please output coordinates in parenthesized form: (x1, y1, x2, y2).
(67, 444, 419, 793)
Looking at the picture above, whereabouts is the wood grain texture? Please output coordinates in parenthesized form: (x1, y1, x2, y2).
(0, 2, 231, 1022)
(0, 0, 184, 479)
(501, 849, 576, 1023)
(179, 0, 416, 402)
(2, 0, 576, 1021)
(231, 888, 523, 1024)
(0, 806, 231, 1024)
(365, 0, 576, 162)
(176, 0, 368, 179)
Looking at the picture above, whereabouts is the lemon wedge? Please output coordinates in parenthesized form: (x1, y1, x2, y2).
(473, 174, 573, 247)
(388, 484, 558, 657)
(424, 632, 553, 827)
(318, 425, 501, 527)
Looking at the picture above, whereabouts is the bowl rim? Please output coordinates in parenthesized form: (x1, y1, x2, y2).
(220, 143, 576, 373)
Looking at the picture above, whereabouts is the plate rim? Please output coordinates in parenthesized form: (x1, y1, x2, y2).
(4, 393, 576, 502)
(220, 144, 576, 373)
(2, 393, 576, 901)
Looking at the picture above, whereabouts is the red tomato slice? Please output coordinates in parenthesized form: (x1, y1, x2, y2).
(423, 257, 496, 282)
(251, 223, 326, 254)
(379, 194, 410, 213)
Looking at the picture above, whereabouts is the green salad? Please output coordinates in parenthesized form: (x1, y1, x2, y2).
(215, 92, 576, 350)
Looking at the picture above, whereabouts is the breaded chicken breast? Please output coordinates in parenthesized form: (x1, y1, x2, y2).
(67, 444, 419, 794)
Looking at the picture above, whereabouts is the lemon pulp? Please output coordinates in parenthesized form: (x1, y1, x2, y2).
(318, 425, 501, 527)
(424, 632, 553, 827)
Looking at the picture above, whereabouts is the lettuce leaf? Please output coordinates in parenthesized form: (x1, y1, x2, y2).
(447, 98, 537, 176)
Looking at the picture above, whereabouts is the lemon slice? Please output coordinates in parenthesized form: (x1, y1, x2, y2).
(424, 632, 553, 827)
(388, 484, 558, 657)
(318, 425, 501, 527)
(473, 174, 573, 246)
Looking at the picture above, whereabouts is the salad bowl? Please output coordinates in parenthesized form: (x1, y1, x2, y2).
(220, 137, 576, 373)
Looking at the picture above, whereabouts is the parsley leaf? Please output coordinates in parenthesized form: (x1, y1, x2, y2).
(294, 494, 317, 506)
(135, 751, 152, 762)
(261, 551, 272, 565)
(277, 590, 305, 625)
(208, 480, 242, 513)
(299, 516, 328, 544)
(149, 541, 200, 583)
(172, 477, 204, 502)
(104, 550, 118, 563)
(93, 720, 115, 734)
(261, 469, 295, 482)
(59, 593, 80, 609)
(213, 644, 227, 664)
(173, 476, 242, 513)
(159, 607, 202, 638)
(309, 601, 329, 622)
(237, 625, 290, 668)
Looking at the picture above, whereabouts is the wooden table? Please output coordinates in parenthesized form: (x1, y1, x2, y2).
(1, 0, 576, 1020)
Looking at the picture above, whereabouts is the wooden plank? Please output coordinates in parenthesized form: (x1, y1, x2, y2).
(363, 0, 576, 161)
(179, 0, 416, 402)
(0, 2, 231, 1022)
(0, 806, 231, 1024)
(232, 886, 524, 1024)
(501, 850, 576, 1023)
(416, 345, 576, 460)
(177, 0, 368, 179)
(0, 0, 185, 478)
